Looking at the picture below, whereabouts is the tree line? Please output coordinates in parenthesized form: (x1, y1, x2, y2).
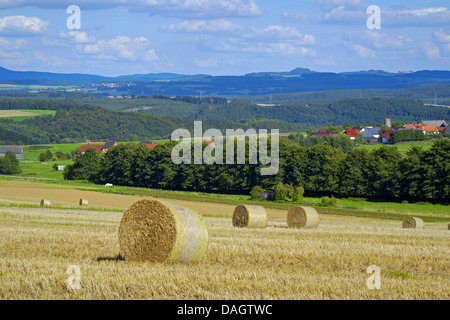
(64, 138, 450, 202)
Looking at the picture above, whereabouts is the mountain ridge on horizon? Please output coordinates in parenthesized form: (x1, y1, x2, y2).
(1, 65, 450, 97)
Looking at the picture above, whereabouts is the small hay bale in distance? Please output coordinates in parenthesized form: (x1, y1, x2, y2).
(40, 199, 51, 206)
(232, 205, 268, 229)
(118, 199, 208, 263)
(402, 217, 424, 229)
(287, 206, 319, 229)
(79, 199, 88, 206)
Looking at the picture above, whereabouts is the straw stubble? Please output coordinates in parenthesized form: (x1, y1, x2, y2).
(118, 199, 208, 263)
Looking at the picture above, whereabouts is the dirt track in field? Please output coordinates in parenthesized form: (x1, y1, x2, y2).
(0, 180, 380, 222)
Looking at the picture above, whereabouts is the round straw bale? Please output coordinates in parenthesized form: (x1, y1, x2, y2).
(118, 199, 208, 263)
(79, 199, 88, 206)
(40, 199, 51, 206)
(287, 206, 319, 229)
(232, 205, 267, 229)
(402, 216, 424, 229)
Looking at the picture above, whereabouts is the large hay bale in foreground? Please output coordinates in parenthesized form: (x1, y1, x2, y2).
(79, 199, 88, 206)
(232, 205, 267, 229)
(118, 199, 208, 263)
(402, 217, 424, 229)
(40, 199, 51, 207)
(287, 206, 319, 229)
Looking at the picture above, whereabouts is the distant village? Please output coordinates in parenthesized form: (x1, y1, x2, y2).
(311, 119, 450, 144)
(0, 119, 448, 163)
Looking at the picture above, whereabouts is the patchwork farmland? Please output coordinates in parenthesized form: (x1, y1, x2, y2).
(0, 179, 448, 300)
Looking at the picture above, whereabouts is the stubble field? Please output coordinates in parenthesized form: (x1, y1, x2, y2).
(0, 181, 448, 300)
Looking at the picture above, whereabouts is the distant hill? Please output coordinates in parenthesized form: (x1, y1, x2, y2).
(0, 67, 107, 84)
(1, 66, 450, 97)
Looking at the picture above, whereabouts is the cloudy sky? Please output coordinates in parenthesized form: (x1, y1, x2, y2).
(0, 0, 449, 76)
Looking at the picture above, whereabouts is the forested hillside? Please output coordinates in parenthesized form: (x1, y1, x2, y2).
(0, 98, 301, 144)
(245, 84, 450, 106)
(0, 95, 448, 145)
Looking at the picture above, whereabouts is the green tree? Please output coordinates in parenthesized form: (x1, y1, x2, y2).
(291, 186, 305, 203)
(38, 150, 53, 162)
(0, 151, 21, 175)
(250, 186, 265, 200)
(64, 147, 101, 181)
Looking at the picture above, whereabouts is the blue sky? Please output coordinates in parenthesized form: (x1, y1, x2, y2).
(0, 0, 449, 76)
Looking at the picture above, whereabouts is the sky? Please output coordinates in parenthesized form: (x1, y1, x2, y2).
(0, 0, 449, 76)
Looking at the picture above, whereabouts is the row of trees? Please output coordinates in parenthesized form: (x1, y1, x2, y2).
(64, 138, 450, 201)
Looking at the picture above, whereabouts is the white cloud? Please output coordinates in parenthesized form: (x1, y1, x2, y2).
(281, 12, 308, 22)
(245, 25, 315, 45)
(383, 7, 450, 26)
(315, 0, 361, 11)
(345, 31, 414, 50)
(242, 42, 316, 56)
(323, 5, 365, 24)
(161, 19, 243, 33)
(323, 5, 450, 27)
(59, 31, 96, 44)
(434, 28, 450, 43)
(80, 36, 158, 62)
(0, 0, 263, 18)
(423, 42, 440, 59)
(0, 15, 49, 36)
(346, 42, 376, 58)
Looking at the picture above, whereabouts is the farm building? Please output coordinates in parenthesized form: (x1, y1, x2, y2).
(259, 192, 274, 200)
(363, 127, 381, 139)
(139, 141, 158, 148)
(361, 131, 378, 144)
(0, 146, 23, 159)
(102, 141, 118, 152)
(78, 144, 104, 154)
(420, 120, 448, 127)
(381, 130, 393, 144)
(344, 130, 357, 140)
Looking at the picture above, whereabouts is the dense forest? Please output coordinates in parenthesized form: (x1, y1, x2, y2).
(245, 83, 450, 106)
(64, 139, 450, 202)
(0, 98, 301, 144)
(0, 95, 448, 144)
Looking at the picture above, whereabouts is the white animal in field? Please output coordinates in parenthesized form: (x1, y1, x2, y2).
(105, 183, 114, 187)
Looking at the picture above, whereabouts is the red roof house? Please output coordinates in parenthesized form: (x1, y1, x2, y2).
(78, 144, 104, 153)
(344, 130, 357, 140)
(381, 130, 392, 143)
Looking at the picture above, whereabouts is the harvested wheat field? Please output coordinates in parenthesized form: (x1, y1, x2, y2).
(0, 199, 449, 300)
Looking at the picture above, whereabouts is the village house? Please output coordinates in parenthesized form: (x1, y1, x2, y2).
(0, 146, 24, 159)
(78, 141, 119, 154)
(102, 141, 118, 152)
(381, 130, 393, 144)
(139, 141, 158, 148)
(78, 144, 104, 154)
(344, 130, 357, 140)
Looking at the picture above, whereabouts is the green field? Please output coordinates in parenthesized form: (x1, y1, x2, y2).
(357, 140, 435, 153)
(1, 109, 56, 121)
